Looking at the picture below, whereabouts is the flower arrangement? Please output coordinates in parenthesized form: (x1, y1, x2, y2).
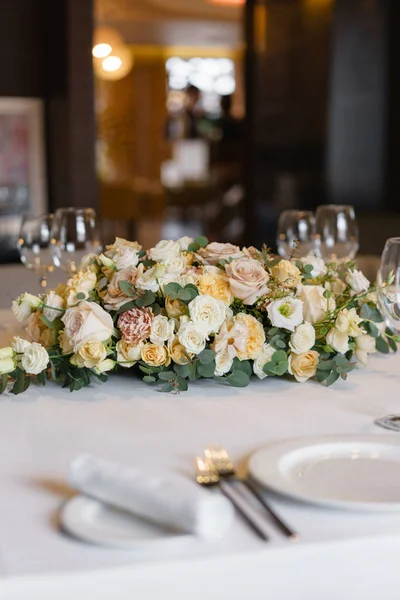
(0, 237, 398, 396)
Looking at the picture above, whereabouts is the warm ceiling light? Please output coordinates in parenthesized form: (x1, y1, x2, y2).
(92, 43, 112, 59)
(102, 56, 122, 72)
(207, 0, 245, 5)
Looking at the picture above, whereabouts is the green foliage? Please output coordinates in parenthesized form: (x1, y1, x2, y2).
(226, 369, 250, 387)
(76, 292, 86, 300)
(263, 350, 288, 377)
(316, 354, 355, 386)
(163, 283, 199, 304)
(360, 304, 384, 323)
(0, 374, 8, 394)
(376, 336, 390, 354)
(198, 349, 215, 364)
(188, 236, 209, 252)
(135, 290, 155, 307)
(9, 368, 31, 395)
(118, 281, 136, 297)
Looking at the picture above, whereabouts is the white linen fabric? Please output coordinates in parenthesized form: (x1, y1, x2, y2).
(1, 300, 400, 599)
(69, 455, 233, 541)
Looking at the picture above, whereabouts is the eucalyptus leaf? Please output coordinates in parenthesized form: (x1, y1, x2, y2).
(0, 374, 8, 394)
(160, 382, 174, 393)
(227, 370, 250, 388)
(376, 336, 390, 354)
(388, 337, 398, 353)
(232, 358, 252, 377)
(360, 304, 384, 323)
(135, 290, 155, 307)
(158, 371, 175, 381)
(119, 281, 136, 297)
(173, 364, 189, 378)
(317, 359, 334, 370)
(116, 300, 137, 314)
(198, 361, 216, 378)
(176, 376, 189, 391)
(76, 292, 86, 300)
(325, 370, 340, 387)
(198, 349, 215, 365)
(194, 236, 208, 248)
(316, 369, 331, 383)
(143, 375, 156, 383)
(188, 242, 200, 252)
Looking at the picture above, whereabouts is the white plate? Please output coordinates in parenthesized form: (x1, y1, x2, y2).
(249, 435, 400, 511)
(60, 495, 199, 553)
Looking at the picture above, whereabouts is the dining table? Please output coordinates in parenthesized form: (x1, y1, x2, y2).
(1, 265, 400, 599)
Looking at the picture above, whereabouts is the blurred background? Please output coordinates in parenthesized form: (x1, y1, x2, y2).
(0, 0, 399, 263)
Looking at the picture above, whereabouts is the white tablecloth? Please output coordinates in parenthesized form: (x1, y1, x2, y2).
(1, 280, 400, 598)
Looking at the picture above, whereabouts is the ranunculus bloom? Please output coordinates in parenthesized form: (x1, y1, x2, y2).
(271, 261, 301, 288)
(198, 266, 234, 306)
(197, 242, 243, 266)
(267, 298, 304, 332)
(118, 307, 153, 345)
(288, 350, 319, 382)
(289, 322, 316, 354)
(62, 301, 114, 352)
(141, 343, 170, 367)
(299, 285, 335, 324)
(225, 258, 269, 305)
(253, 343, 275, 379)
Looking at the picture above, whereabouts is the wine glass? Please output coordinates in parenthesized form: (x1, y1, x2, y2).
(374, 238, 400, 431)
(17, 214, 55, 288)
(315, 204, 359, 261)
(276, 210, 317, 258)
(50, 208, 102, 274)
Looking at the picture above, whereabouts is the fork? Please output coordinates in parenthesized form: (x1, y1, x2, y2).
(205, 445, 299, 542)
(195, 456, 269, 542)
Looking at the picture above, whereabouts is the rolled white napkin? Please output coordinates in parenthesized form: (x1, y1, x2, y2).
(69, 455, 233, 541)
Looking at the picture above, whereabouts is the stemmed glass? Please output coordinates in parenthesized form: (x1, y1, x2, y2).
(17, 214, 55, 288)
(375, 237, 400, 431)
(50, 208, 102, 274)
(276, 210, 317, 259)
(315, 204, 359, 261)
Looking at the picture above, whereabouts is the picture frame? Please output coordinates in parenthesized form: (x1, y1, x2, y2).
(0, 98, 47, 256)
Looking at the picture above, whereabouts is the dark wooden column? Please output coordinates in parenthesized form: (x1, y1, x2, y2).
(43, 0, 98, 212)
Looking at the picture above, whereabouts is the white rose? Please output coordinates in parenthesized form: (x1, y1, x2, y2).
(177, 236, 194, 251)
(225, 258, 270, 305)
(112, 246, 140, 270)
(326, 329, 349, 354)
(164, 254, 187, 274)
(197, 242, 244, 265)
(178, 322, 206, 354)
(299, 285, 336, 324)
(214, 346, 234, 377)
(335, 308, 363, 337)
(136, 264, 161, 293)
(11, 337, 31, 354)
(289, 322, 316, 354)
(43, 291, 64, 322)
(150, 315, 175, 344)
(12, 293, 42, 322)
(180, 268, 201, 287)
(116, 339, 142, 367)
(148, 239, 181, 263)
(267, 298, 303, 332)
(93, 359, 115, 374)
(61, 301, 114, 352)
(188, 294, 226, 336)
(355, 334, 376, 367)
(253, 343, 275, 379)
(346, 269, 370, 293)
(20, 343, 49, 375)
(300, 256, 327, 278)
(0, 357, 16, 375)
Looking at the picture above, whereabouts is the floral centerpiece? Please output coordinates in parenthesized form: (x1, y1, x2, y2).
(0, 237, 398, 396)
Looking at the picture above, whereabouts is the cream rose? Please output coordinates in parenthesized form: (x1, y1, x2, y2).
(103, 266, 138, 310)
(62, 301, 114, 352)
(65, 269, 97, 306)
(93, 359, 115, 374)
(168, 336, 193, 365)
(135, 264, 161, 293)
(355, 334, 376, 367)
(197, 242, 243, 265)
(116, 339, 143, 367)
(178, 322, 206, 355)
(150, 315, 175, 345)
(326, 329, 349, 354)
(148, 239, 181, 263)
(43, 291, 64, 322)
(141, 343, 170, 367)
(76, 340, 107, 368)
(267, 298, 303, 332)
(253, 343, 275, 379)
(271, 261, 301, 288)
(165, 297, 187, 318)
(105, 238, 141, 270)
(335, 308, 363, 337)
(346, 269, 370, 293)
(299, 285, 335, 324)
(198, 266, 234, 306)
(214, 346, 235, 376)
(10, 337, 31, 354)
(288, 350, 319, 383)
(289, 322, 316, 354)
(225, 258, 269, 305)
(300, 256, 327, 278)
(20, 343, 49, 375)
(188, 295, 226, 336)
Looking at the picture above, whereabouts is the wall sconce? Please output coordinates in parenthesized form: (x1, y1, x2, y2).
(92, 27, 134, 81)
